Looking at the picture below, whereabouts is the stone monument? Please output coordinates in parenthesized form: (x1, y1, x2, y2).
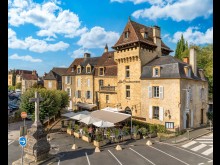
(13, 92, 51, 165)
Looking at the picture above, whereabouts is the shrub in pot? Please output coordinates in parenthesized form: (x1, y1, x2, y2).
(148, 124, 157, 138)
(139, 127, 148, 139)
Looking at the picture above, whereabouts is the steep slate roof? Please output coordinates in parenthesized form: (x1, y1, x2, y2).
(112, 20, 172, 52)
(141, 56, 207, 81)
(64, 56, 101, 76)
(44, 67, 67, 80)
(22, 73, 38, 80)
(95, 51, 117, 76)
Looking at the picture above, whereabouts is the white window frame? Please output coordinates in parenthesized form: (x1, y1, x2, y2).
(77, 67, 81, 74)
(67, 88, 71, 97)
(153, 106, 159, 119)
(77, 78, 81, 87)
(153, 68, 159, 77)
(67, 76, 71, 84)
(71, 67, 74, 72)
(144, 32, 148, 39)
(153, 86, 159, 98)
(87, 67, 91, 73)
(87, 79, 90, 87)
(99, 68, 104, 76)
(125, 31, 129, 38)
(165, 122, 174, 129)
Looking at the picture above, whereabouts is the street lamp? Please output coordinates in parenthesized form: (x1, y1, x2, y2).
(130, 107, 133, 136)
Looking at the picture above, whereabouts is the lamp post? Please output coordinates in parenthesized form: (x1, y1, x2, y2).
(130, 107, 133, 136)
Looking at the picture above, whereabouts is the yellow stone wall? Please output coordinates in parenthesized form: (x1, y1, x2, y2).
(44, 80, 58, 90)
(62, 76, 75, 110)
(21, 79, 38, 93)
(16, 75, 22, 84)
(141, 79, 181, 129)
(99, 93, 118, 109)
(8, 74, 13, 86)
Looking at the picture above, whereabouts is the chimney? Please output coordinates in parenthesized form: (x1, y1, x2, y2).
(183, 57, 189, 64)
(189, 48, 197, 76)
(32, 70, 37, 75)
(104, 44, 108, 53)
(152, 25, 161, 56)
(84, 53, 91, 58)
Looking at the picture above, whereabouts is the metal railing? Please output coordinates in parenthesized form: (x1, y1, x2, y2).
(100, 86, 116, 92)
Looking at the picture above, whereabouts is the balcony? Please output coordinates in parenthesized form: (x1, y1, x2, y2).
(99, 86, 116, 93)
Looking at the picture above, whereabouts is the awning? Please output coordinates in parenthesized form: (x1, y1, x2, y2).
(75, 103, 97, 110)
(91, 110, 131, 124)
(101, 107, 124, 112)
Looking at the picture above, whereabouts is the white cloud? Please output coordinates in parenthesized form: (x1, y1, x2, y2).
(132, 0, 213, 22)
(171, 27, 213, 45)
(9, 54, 42, 62)
(71, 47, 92, 59)
(8, 28, 69, 53)
(8, 0, 87, 38)
(110, 0, 167, 5)
(59, 65, 67, 68)
(77, 26, 120, 49)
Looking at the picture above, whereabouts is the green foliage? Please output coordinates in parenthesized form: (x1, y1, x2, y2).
(149, 124, 157, 134)
(95, 130, 103, 142)
(139, 127, 148, 136)
(175, 34, 189, 60)
(20, 88, 69, 123)
(8, 86, 16, 91)
(122, 126, 130, 135)
(15, 82, 22, 89)
(59, 90, 70, 108)
(12, 70, 16, 86)
(74, 124, 79, 132)
(32, 82, 45, 89)
(206, 111, 213, 124)
(156, 124, 167, 133)
(83, 127, 89, 136)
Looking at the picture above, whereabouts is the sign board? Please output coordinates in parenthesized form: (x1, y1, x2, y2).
(21, 112, 27, 119)
(20, 126, 27, 137)
(19, 136, 27, 147)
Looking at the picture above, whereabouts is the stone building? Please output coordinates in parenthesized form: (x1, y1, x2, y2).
(44, 67, 67, 90)
(8, 69, 32, 86)
(61, 19, 208, 130)
(21, 70, 38, 93)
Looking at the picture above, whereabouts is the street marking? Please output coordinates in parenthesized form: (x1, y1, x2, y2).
(108, 150, 122, 165)
(191, 144, 207, 151)
(57, 159, 60, 165)
(182, 141, 197, 148)
(8, 140, 14, 145)
(199, 142, 212, 144)
(85, 152, 91, 165)
(157, 142, 212, 161)
(196, 139, 212, 141)
(129, 148, 156, 165)
(148, 146, 189, 165)
(201, 147, 213, 156)
(198, 163, 204, 165)
(208, 160, 213, 163)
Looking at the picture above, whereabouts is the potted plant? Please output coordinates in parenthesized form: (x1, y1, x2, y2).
(148, 125, 157, 138)
(81, 127, 91, 142)
(73, 124, 81, 138)
(132, 126, 140, 140)
(67, 122, 73, 135)
(93, 131, 106, 147)
(139, 127, 148, 139)
(122, 126, 131, 141)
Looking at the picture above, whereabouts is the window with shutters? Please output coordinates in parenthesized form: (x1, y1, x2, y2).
(153, 66, 160, 77)
(99, 67, 104, 76)
(126, 85, 130, 98)
(184, 66, 191, 77)
(67, 76, 71, 84)
(86, 91, 90, 99)
(48, 81, 52, 88)
(153, 86, 159, 98)
(153, 106, 159, 119)
(77, 66, 81, 74)
(144, 32, 148, 39)
(125, 66, 130, 78)
(71, 67, 74, 72)
(165, 122, 174, 129)
(106, 95, 109, 103)
(77, 78, 81, 87)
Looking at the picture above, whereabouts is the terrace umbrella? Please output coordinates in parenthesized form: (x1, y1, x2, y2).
(79, 116, 101, 125)
(62, 111, 90, 118)
(93, 120, 115, 128)
(70, 114, 89, 121)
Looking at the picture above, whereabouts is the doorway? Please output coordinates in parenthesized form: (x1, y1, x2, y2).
(186, 113, 190, 128)
(201, 109, 204, 124)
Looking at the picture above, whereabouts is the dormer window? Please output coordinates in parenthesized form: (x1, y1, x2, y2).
(153, 66, 160, 77)
(86, 64, 91, 73)
(144, 32, 148, 39)
(124, 30, 129, 39)
(184, 66, 191, 77)
(77, 66, 81, 74)
(71, 67, 74, 72)
(99, 67, 104, 76)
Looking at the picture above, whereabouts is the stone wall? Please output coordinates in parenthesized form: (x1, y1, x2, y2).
(44, 80, 58, 90)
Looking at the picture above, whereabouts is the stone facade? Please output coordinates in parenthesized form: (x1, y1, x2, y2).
(44, 80, 58, 90)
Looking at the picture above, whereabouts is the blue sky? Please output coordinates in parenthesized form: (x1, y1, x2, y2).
(8, 0, 213, 76)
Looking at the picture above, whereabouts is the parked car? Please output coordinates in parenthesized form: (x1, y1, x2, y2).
(15, 89, 21, 94)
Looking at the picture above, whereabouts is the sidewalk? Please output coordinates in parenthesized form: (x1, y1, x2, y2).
(158, 126, 212, 145)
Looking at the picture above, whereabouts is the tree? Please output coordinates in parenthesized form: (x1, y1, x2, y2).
(175, 34, 189, 60)
(32, 82, 45, 89)
(12, 69, 16, 86)
(20, 88, 69, 123)
(15, 82, 22, 89)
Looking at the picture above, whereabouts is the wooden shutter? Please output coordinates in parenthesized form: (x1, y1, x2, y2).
(69, 88, 72, 97)
(70, 77, 72, 85)
(148, 86, 152, 98)
(186, 90, 190, 110)
(90, 91, 92, 100)
(65, 76, 67, 84)
(159, 107, 164, 121)
(159, 86, 164, 100)
(149, 106, 152, 119)
(191, 110, 194, 127)
(183, 112, 186, 129)
(75, 90, 78, 98)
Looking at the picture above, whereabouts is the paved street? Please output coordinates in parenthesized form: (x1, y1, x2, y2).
(180, 133, 213, 159)
(8, 123, 213, 165)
